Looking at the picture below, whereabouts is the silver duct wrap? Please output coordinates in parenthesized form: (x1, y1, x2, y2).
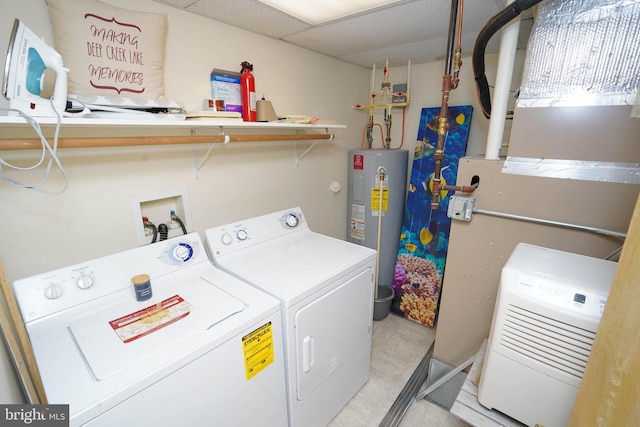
(518, 0, 640, 108)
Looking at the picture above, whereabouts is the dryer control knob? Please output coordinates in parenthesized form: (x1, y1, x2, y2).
(76, 274, 95, 290)
(44, 284, 64, 300)
(285, 213, 299, 228)
(221, 233, 233, 245)
(236, 229, 248, 241)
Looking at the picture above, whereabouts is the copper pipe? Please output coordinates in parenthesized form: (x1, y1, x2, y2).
(385, 109, 392, 149)
(443, 184, 477, 193)
(366, 116, 374, 149)
(452, 0, 464, 89)
(432, 0, 464, 210)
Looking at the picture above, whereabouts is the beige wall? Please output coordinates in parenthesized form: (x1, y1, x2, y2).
(0, 0, 511, 403)
(433, 103, 640, 366)
(433, 156, 638, 366)
(0, 0, 510, 283)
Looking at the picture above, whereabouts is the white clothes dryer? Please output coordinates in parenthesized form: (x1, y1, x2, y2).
(205, 207, 377, 427)
(12, 233, 288, 427)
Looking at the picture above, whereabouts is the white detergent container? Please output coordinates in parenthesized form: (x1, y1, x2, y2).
(347, 149, 408, 288)
(478, 243, 617, 427)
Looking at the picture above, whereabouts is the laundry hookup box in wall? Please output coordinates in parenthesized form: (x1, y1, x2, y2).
(210, 69, 242, 113)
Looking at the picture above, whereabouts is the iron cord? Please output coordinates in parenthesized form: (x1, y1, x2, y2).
(0, 107, 68, 195)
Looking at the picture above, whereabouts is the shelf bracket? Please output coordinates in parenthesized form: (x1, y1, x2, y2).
(295, 128, 333, 166)
(192, 127, 230, 178)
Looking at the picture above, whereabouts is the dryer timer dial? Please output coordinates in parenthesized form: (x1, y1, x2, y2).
(76, 274, 95, 290)
(44, 284, 64, 300)
(284, 213, 299, 228)
(221, 233, 233, 245)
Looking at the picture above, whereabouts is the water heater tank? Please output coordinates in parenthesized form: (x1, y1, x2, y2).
(347, 149, 408, 287)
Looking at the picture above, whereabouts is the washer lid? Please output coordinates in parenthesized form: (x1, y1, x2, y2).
(68, 275, 246, 381)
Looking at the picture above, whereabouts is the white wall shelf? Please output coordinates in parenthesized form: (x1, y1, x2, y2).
(0, 116, 345, 171)
(0, 115, 345, 130)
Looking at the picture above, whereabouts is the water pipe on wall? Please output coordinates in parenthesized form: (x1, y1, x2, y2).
(374, 167, 386, 299)
(356, 59, 411, 150)
(485, 0, 520, 160)
(431, 0, 466, 210)
(472, 0, 544, 158)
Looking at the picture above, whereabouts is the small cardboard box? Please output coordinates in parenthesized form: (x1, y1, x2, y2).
(210, 69, 242, 113)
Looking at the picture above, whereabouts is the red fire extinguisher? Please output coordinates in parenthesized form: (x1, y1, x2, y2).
(240, 61, 256, 122)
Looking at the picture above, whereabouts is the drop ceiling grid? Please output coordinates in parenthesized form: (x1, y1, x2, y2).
(282, 1, 454, 57)
(150, 0, 534, 67)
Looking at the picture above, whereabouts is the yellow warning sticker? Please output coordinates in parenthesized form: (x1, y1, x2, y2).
(370, 187, 389, 211)
(242, 322, 274, 380)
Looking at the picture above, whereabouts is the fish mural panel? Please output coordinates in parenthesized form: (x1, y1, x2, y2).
(392, 105, 473, 328)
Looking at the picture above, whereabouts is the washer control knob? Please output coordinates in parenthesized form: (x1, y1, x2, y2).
(76, 274, 95, 290)
(221, 233, 233, 245)
(174, 244, 191, 261)
(285, 213, 299, 228)
(44, 284, 64, 300)
(236, 229, 248, 241)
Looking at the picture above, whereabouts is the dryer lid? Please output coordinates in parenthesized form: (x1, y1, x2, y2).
(68, 275, 246, 381)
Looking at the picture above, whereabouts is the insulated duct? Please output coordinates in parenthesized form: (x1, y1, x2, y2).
(472, 0, 544, 119)
(517, 0, 640, 107)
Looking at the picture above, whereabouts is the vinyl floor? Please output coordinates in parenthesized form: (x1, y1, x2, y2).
(327, 313, 471, 427)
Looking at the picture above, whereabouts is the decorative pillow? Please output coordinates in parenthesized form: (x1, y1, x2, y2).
(46, 0, 167, 99)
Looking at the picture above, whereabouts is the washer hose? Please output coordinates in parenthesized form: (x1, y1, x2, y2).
(158, 223, 169, 241)
(143, 218, 158, 243)
(171, 211, 188, 235)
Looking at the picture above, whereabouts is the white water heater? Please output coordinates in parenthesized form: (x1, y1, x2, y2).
(347, 149, 408, 287)
(478, 243, 617, 427)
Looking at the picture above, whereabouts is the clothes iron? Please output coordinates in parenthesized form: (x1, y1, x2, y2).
(2, 19, 68, 117)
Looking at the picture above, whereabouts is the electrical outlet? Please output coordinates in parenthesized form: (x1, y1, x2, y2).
(447, 195, 475, 221)
(130, 188, 193, 246)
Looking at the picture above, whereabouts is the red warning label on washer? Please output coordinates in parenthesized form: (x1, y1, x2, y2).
(109, 295, 191, 343)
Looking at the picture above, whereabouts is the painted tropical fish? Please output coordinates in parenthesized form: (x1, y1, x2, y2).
(404, 243, 417, 252)
(417, 220, 441, 255)
(422, 166, 450, 201)
(426, 112, 466, 133)
(428, 220, 440, 255)
(414, 138, 436, 160)
(419, 227, 433, 246)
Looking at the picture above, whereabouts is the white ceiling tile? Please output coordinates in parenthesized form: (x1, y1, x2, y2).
(153, 0, 197, 8)
(189, 0, 310, 38)
(150, 0, 534, 68)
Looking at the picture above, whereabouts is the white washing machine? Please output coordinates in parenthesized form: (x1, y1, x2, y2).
(205, 207, 377, 427)
(12, 233, 288, 427)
